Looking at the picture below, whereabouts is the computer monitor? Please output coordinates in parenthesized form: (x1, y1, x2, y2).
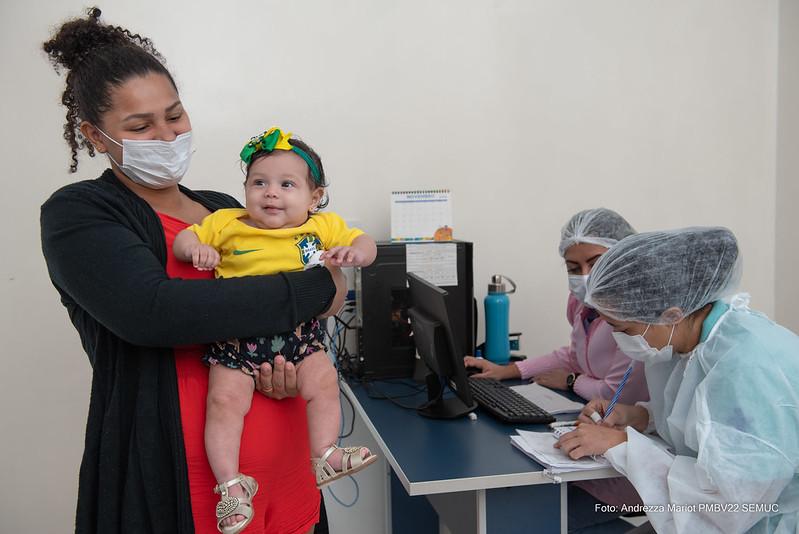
(407, 272, 477, 419)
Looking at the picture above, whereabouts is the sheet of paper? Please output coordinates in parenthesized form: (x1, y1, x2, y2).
(405, 243, 458, 287)
(511, 430, 610, 472)
(510, 382, 585, 414)
(551, 426, 577, 439)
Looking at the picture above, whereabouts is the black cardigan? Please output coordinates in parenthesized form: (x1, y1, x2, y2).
(41, 170, 336, 534)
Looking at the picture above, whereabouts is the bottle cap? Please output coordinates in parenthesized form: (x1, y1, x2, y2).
(488, 274, 504, 293)
(488, 274, 516, 294)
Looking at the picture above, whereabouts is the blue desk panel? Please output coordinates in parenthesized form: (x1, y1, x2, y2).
(344, 378, 620, 533)
(346, 379, 607, 493)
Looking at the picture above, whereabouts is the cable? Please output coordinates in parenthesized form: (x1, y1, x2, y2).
(338, 385, 355, 439)
(374, 377, 426, 392)
(362, 380, 426, 410)
(325, 365, 361, 508)
(325, 476, 360, 508)
(328, 381, 359, 507)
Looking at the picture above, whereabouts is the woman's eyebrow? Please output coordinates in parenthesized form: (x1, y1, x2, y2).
(121, 101, 182, 122)
(121, 112, 154, 121)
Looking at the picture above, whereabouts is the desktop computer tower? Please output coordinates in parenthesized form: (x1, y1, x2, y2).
(354, 241, 474, 380)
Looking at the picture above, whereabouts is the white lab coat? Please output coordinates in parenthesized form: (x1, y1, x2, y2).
(604, 295, 799, 533)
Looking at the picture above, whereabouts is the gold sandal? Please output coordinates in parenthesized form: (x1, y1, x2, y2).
(213, 473, 258, 534)
(312, 444, 378, 488)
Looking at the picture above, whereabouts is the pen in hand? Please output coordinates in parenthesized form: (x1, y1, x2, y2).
(601, 363, 634, 423)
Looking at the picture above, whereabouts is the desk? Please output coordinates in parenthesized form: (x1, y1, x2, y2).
(342, 379, 621, 534)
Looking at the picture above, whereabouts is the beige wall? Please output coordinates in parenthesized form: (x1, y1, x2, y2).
(0, 0, 785, 531)
(776, 0, 799, 333)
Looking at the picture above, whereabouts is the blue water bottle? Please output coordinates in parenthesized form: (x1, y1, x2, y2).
(484, 274, 516, 364)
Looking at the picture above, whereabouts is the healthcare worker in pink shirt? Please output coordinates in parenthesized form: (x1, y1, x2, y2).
(465, 208, 649, 533)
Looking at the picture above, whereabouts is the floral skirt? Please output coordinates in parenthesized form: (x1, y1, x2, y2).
(203, 319, 327, 372)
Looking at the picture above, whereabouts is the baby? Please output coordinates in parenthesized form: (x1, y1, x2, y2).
(174, 127, 377, 533)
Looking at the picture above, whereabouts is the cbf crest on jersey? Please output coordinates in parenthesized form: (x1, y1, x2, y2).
(295, 234, 323, 265)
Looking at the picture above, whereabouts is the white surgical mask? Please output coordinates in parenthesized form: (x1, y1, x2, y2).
(612, 323, 675, 364)
(97, 128, 194, 189)
(568, 274, 590, 302)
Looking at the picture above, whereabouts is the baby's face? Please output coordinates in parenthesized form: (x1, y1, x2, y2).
(244, 151, 322, 229)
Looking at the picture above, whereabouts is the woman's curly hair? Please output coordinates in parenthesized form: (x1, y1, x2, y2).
(43, 7, 177, 172)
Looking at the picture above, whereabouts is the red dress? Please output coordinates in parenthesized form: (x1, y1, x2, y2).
(159, 212, 320, 534)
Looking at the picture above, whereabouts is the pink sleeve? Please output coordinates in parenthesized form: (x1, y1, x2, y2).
(514, 346, 571, 380)
(572, 348, 643, 402)
(572, 372, 615, 401)
(514, 296, 582, 380)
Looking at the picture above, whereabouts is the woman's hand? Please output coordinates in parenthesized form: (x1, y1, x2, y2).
(253, 356, 299, 399)
(577, 399, 649, 432)
(462, 356, 521, 380)
(555, 424, 627, 459)
(533, 369, 571, 390)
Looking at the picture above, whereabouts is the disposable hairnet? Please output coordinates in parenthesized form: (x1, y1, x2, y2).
(558, 208, 636, 257)
(585, 227, 741, 324)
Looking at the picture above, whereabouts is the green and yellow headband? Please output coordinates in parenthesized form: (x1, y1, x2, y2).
(240, 127, 322, 184)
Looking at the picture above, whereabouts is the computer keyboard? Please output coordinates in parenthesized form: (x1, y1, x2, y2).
(468, 377, 556, 424)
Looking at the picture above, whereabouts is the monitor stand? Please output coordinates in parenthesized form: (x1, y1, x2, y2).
(417, 373, 477, 419)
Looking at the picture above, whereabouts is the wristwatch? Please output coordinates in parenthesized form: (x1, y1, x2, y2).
(566, 373, 580, 392)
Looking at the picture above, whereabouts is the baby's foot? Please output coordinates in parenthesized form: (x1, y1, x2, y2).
(219, 483, 246, 528)
(318, 445, 372, 471)
(314, 445, 378, 487)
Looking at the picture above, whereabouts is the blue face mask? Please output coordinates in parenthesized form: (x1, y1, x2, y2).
(612, 324, 675, 364)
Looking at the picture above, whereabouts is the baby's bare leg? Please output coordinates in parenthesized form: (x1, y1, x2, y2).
(297, 351, 341, 460)
(206, 364, 255, 527)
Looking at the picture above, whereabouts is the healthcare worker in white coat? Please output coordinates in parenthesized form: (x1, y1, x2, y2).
(557, 227, 799, 534)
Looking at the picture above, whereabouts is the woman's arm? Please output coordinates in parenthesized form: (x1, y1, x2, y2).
(41, 190, 336, 347)
(570, 351, 630, 401)
(515, 347, 573, 380)
(516, 295, 582, 380)
(603, 428, 794, 534)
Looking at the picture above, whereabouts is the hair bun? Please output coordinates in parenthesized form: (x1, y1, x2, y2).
(42, 7, 127, 71)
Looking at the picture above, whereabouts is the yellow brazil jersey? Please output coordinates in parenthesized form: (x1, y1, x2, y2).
(189, 209, 364, 279)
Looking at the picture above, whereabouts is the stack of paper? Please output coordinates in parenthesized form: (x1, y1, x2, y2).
(509, 382, 585, 414)
(510, 429, 609, 473)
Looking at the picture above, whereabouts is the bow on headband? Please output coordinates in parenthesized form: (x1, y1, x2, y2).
(240, 127, 322, 183)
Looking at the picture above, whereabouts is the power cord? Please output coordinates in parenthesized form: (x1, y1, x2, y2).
(325, 381, 361, 508)
(338, 383, 355, 439)
(360, 377, 439, 411)
(323, 300, 363, 508)
(325, 477, 360, 508)
(325, 301, 360, 378)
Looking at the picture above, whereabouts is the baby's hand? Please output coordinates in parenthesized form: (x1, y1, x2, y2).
(191, 244, 220, 271)
(322, 246, 368, 267)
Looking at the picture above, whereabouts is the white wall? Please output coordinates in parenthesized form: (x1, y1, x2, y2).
(0, 1, 784, 532)
(776, 0, 799, 333)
